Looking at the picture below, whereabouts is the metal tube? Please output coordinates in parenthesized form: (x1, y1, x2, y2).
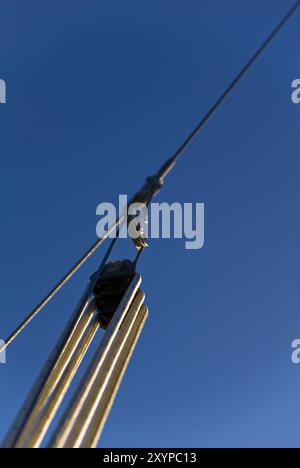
(82, 304, 149, 448)
(50, 276, 142, 448)
(56, 291, 145, 448)
(2, 283, 94, 448)
(16, 312, 100, 448)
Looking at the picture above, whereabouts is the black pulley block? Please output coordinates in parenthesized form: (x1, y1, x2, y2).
(92, 259, 136, 329)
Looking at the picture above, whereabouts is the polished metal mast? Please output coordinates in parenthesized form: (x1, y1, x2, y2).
(2, 270, 148, 449)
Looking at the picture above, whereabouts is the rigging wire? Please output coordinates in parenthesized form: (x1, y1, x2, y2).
(166, 0, 300, 166)
(0, 220, 124, 353)
(123, 0, 300, 266)
(1, 0, 299, 354)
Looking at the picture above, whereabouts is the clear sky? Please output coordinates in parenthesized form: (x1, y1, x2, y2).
(0, 0, 299, 448)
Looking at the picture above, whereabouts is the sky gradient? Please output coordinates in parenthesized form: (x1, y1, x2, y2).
(0, 0, 299, 448)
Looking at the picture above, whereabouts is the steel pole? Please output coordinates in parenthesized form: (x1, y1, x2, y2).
(50, 275, 142, 448)
(16, 311, 100, 448)
(2, 283, 94, 448)
(82, 304, 149, 448)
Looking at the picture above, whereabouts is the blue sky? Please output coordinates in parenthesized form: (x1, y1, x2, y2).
(0, 0, 299, 448)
